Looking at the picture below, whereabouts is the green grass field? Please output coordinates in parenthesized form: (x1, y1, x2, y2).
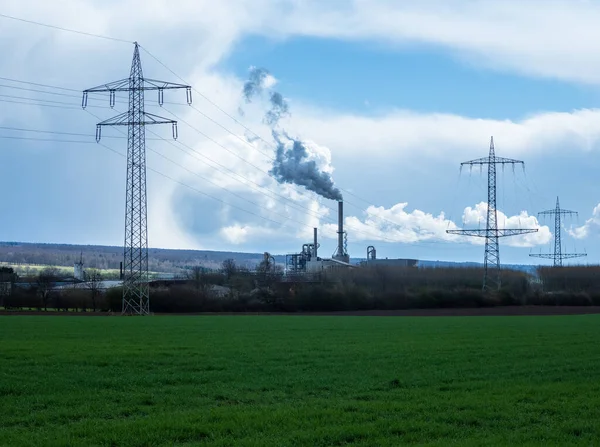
(1, 315, 599, 446)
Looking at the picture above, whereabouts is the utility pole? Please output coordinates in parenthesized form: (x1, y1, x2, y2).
(82, 42, 192, 315)
(447, 136, 537, 291)
(530, 196, 586, 267)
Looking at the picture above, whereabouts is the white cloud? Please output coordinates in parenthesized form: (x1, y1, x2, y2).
(462, 202, 552, 247)
(276, 0, 600, 85)
(290, 108, 600, 161)
(569, 204, 600, 239)
(5, 0, 600, 86)
(320, 201, 551, 248)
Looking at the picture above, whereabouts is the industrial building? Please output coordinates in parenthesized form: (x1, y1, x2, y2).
(361, 245, 418, 267)
(285, 201, 417, 275)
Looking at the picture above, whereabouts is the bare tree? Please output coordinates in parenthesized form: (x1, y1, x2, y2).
(84, 268, 103, 312)
(221, 259, 238, 280)
(36, 267, 60, 311)
(186, 266, 209, 292)
(255, 253, 283, 288)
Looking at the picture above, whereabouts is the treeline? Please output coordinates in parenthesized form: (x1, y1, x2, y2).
(4, 263, 600, 313)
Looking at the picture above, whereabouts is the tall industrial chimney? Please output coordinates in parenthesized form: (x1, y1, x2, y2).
(337, 201, 344, 259)
(313, 227, 318, 259)
(332, 201, 349, 263)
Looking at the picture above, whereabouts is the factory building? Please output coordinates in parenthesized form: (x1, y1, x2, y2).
(285, 201, 352, 275)
(284, 206, 418, 276)
(361, 245, 418, 267)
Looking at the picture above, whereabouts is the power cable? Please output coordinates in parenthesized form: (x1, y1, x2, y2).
(1, 13, 459, 231)
(0, 34, 459, 247)
(3, 63, 418, 234)
(162, 105, 411, 233)
(0, 135, 96, 144)
(155, 108, 433, 242)
(0, 98, 82, 110)
(0, 13, 132, 43)
(87, 108, 403, 243)
(95, 141, 303, 230)
(0, 125, 162, 140)
(139, 45, 409, 216)
(0, 93, 109, 108)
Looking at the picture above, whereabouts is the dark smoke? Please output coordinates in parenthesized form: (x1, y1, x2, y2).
(243, 67, 269, 103)
(241, 66, 342, 201)
(244, 130, 261, 143)
(265, 92, 289, 126)
(270, 131, 343, 201)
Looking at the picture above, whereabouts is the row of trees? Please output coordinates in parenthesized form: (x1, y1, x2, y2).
(4, 260, 600, 313)
(2, 266, 105, 312)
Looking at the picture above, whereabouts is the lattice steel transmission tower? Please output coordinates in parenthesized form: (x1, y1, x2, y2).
(82, 42, 192, 315)
(530, 196, 586, 267)
(447, 136, 537, 291)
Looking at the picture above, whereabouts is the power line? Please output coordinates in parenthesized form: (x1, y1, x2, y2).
(188, 104, 274, 160)
(0, 76, 81, 92)
(0, 80, 190, 106)
(0, 15, 467, 250)
(0, 125, 465, 248)
(96, 141, 311, 232)
(1, 13, 437, 220)
(0, 93, 110, 108)
(0, 98, 82, 110)
(162, 106, 384, 228)
(139, 45, 388, 210)
(140, 45, 267, 142)
(0, 13, 131, 43)
(0, 83, 82, 98)
(0, 125, 163, 140)
(139, 51, 412, 230)
(2, 91, 458, 248)
(89, 108, 407, 244)
(3, 60, 388, 222)
(3, 73, 413, 235)
(0, 135, 96, 144)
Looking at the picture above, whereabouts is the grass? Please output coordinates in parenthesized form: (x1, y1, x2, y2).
(1, 315, 600, 446)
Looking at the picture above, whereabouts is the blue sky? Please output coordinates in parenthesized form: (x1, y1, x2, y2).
(1, 1, 600, 266)
(223, 36, 599, 120)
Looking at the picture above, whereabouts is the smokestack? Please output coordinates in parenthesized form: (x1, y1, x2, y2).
(313, 227, 318, 259)
(338, 201, 344, 257)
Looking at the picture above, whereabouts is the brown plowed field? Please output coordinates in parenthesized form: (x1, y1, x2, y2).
(2, 306, 600, 317)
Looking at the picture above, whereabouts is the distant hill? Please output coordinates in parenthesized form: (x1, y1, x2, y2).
(0, 241, 540, 275)
(0, 242, 273, 273)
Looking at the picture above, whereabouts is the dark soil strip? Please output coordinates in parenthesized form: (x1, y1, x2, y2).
(2, 306, 600, 317)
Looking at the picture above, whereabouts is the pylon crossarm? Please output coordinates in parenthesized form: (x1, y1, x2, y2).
(461, 157, 524, 167)
(561, 253, 588, 260)
(539, 210, 577, 216)
(496, 228, 537, 237)
(529, 253, 554, 259)
(97, 112, 130, 127)
(142, 78, 191, 90)
(446, 229, 487, 237)
(447, 228, 537, 237)
(492, 156, 525, 165)
(96, 112, 176, 127)
(461, 157, 492, 166)
(143, 112, 177, 125)
(84, 78, 131, 93)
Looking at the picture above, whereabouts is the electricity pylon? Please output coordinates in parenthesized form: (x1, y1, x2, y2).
(82, 42, 192, 315)
(447, 136, 537, 291)
(530, 196, 586, 267)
